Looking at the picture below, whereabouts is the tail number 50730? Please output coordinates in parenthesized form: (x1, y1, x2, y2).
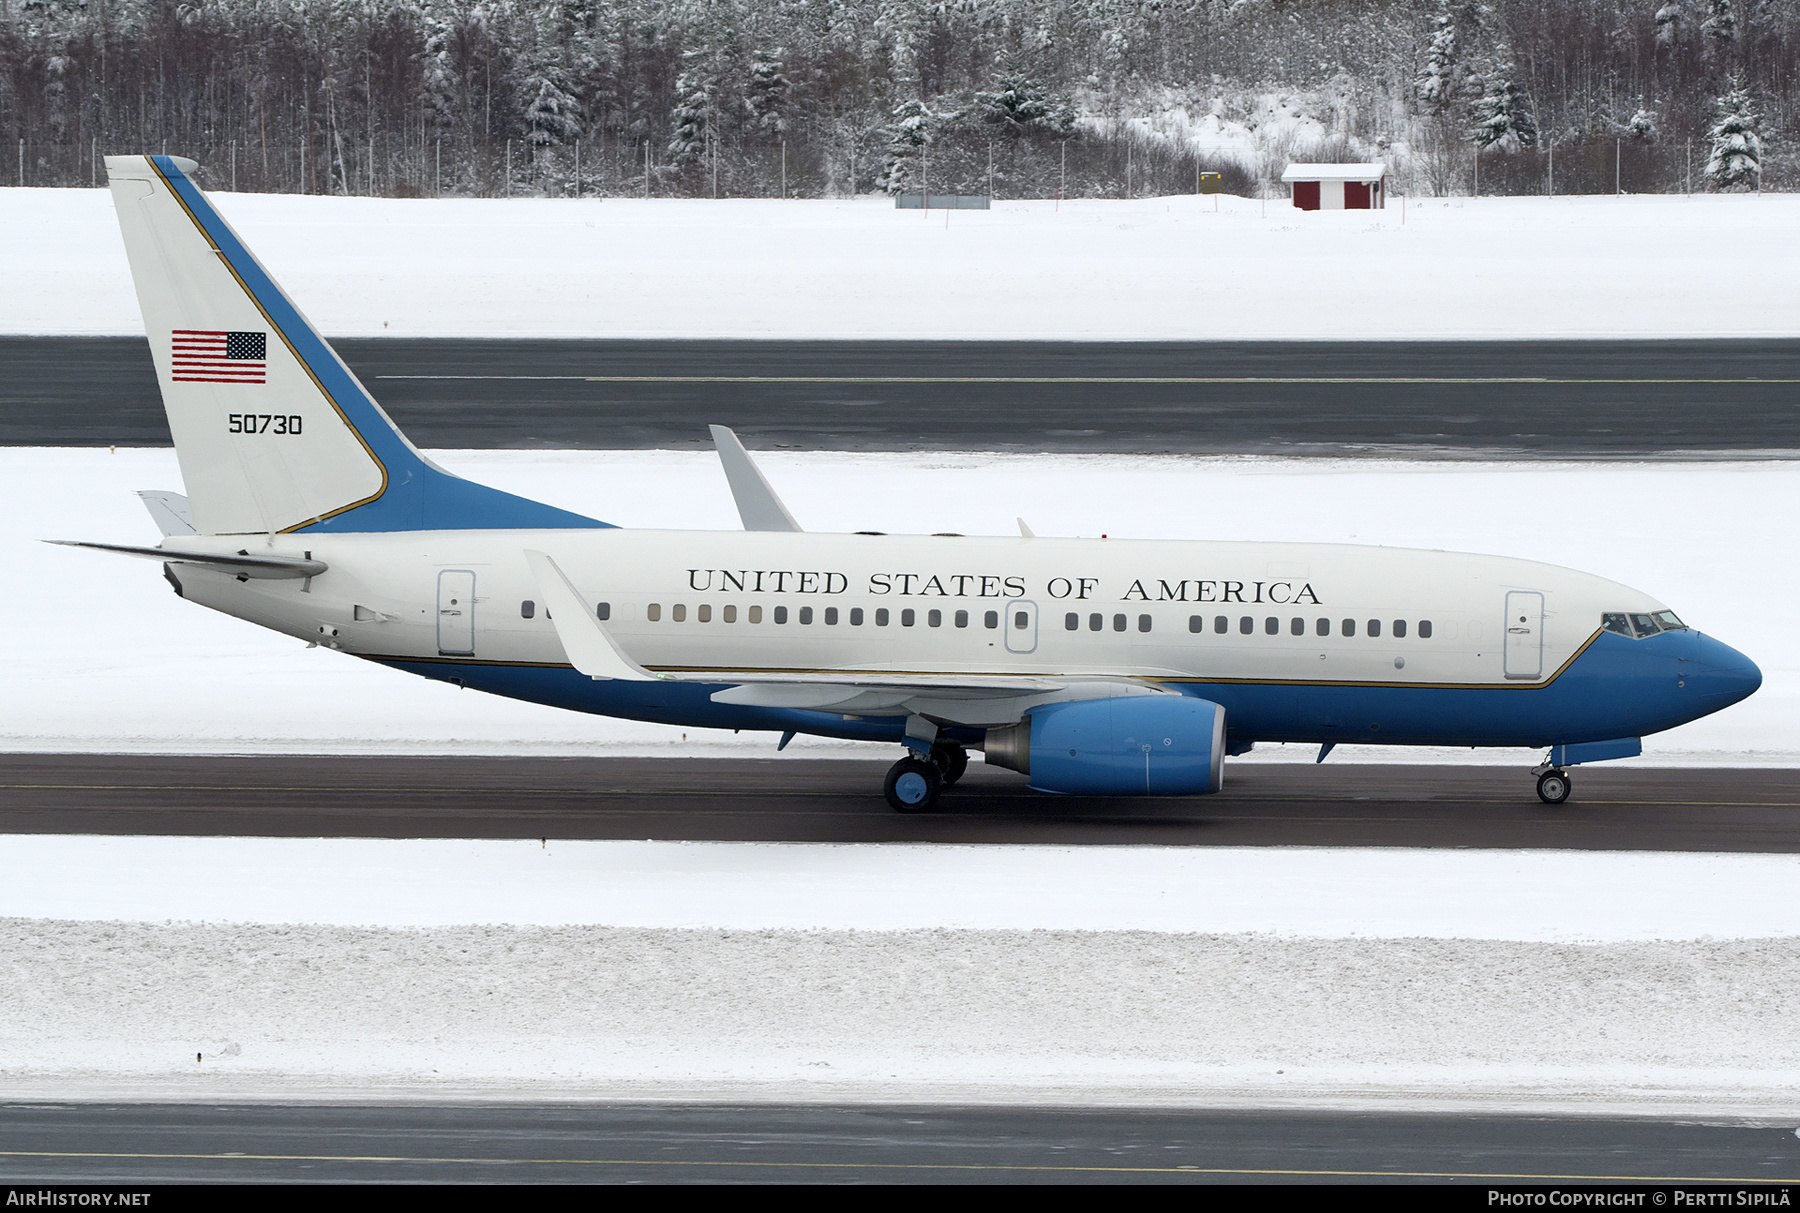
(229, 414, 302, 435)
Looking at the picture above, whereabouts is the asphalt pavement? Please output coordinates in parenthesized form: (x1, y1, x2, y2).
(4, 754, 1796, 850)
(1, 1102, 1796, 1185)
(6, 336, 1800, 455)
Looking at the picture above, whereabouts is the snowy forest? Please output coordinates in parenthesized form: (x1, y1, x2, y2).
(1, 0, 1795, 198)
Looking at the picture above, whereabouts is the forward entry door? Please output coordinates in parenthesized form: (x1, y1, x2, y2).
(437, 569, 476, 656)
(1504, 591, 1544, 680)
(1004, 600, 1039, 654)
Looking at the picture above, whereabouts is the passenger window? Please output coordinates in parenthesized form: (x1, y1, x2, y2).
(774, 606, 788, 624)
(955, 610, 968, 628)
(647, 603, 662, 622)
(748, 605, 763, 623)
(724, 605, 738, 623)
(928, 609, 942, 627)
(1189, 615, 1203, 633)
(1015, 611, 1030, 630)
(1341, 618, 1355, 637)
(1214, 616, 1228, 634)
(520, 600, 535, 619)
(799, 606, 813, 624)
(902, 608, 916, 627)
(1067, 613, 1080, 631)
(596, 602, 610, 621)
(851, 608, 864, 626)
(1316, 618, 1330, 636)
(1113, 614, 1127, 632)
(984, 610, 999, 628)
(1418, 620, 1432, 639)
(1137, 614, 1152, 633)
(825, 607, 839, 625)
(698, 604, 712, 623)
(1290, 618, 1304, 636)
(1264, 617, 1278, 635)
(1090, 613, 1103, 631)
(1393, 619, 1406, 638)
(1367, 618, 1381, 638)
(1239, 616, 1253, 635)
(876, 608, 890, 626)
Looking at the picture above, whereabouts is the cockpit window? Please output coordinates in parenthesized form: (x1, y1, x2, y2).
(1605, 610, 1688, 638)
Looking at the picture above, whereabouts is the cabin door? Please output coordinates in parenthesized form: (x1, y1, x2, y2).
(437, 569, 476, 656)
(1503, 591, 1544, 680)
(1004, 600, 1039, 654)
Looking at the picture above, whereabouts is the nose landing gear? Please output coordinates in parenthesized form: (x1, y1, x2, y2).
(1535, 768, 1573, 805)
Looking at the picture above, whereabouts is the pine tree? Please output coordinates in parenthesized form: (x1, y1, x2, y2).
(1702, 0, 1738, 55)
(1626, 101, 1658, 142)
(746, 50, 789, 137)
(877, 96, 931, 195)
(1414, 4, 1460, 114)
(976, 57, 1076, 135)
(1467, 58, 1537, 150)
(1705, 77, 1762, 190)
(1655, 2, 1688, 47)
(668, 50, 712, 166)
(524, 60, 582, 151)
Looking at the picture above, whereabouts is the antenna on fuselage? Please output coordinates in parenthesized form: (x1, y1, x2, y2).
(709, 425, 803, 532)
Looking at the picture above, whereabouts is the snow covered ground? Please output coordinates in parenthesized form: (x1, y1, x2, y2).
(4, 838, 1797, 1112)
(6, 186, 1799, 340)
(7, 446, 1789, 762)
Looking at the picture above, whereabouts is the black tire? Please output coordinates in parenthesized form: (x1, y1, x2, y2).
(1536, 770, 1573, 805)
(884, 756, 943, 813)
(932, 744, 969, 786)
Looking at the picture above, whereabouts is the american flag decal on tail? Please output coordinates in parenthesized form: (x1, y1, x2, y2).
(171, 330, 267, 383)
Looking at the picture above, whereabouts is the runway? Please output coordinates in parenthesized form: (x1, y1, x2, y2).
(0, 1102, 1795, 1185)
(4, 755, 1796, 851)
(6, 337, 1800, 455)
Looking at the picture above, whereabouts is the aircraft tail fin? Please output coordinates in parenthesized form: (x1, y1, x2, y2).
(104, 155, 606, 536)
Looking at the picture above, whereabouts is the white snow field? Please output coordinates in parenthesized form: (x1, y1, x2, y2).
(5, 186, 1800, 340)
(3, 838, 1799, 1113)
(7, 446, 1790, 762)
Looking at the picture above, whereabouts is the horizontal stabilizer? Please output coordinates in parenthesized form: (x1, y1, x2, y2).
(138, 490, 197, 537)
(524, 550, 658, 681)
(48, 540, 325, 579)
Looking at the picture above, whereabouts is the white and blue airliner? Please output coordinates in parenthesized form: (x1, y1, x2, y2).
(61, 155, 1763, 811)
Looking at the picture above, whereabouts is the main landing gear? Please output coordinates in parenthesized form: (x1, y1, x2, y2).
(883, 743, 967, 813)
(1535, 768, 1573, 805)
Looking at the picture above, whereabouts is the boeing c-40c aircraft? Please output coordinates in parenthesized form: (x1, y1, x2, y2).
(63, 155, 1763, 812)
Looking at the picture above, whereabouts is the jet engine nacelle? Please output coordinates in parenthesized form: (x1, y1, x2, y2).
(981, 695, 1226, 795)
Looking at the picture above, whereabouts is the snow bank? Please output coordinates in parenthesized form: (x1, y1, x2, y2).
(8, 447, 1789, 762)
(7, 186, 1800, 340)
(5, 919, 1796, 1113)
(5, 838, 1799, 1112)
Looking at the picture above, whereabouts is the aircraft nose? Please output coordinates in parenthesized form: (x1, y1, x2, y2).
(1688, 634, 1762, 709)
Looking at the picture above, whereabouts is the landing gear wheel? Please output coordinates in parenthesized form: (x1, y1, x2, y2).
(884, 756, 944, 813)
(1536, 770, 1573, 805)
(931, 744, 969, 786)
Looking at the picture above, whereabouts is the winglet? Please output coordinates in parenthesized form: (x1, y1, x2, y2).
(523, 550, 658, 681)
(709, 425, 802, 532)
(1017, 517, 1035, 538)
(138, 491, 197, 537)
